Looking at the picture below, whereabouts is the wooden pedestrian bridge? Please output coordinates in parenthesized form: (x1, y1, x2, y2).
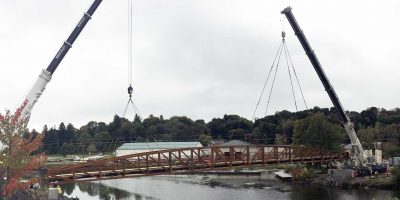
(47, 145, 348, 184)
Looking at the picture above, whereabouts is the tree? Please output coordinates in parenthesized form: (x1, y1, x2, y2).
(117, 121, 133, 142)
(133, 114, 141, 123)
(108, 115, 122, 140)
(132, 123, 145, 139)
(60, 143, 75, 156)
(78, 133, 92, 154)
(252, 122, 277, 144)
(0, 109, 46, 196)
(208, 118, 228, 139)
(81, 121, 101, 137)
(143, 115, 163, 129)
(358, 127, 380, 150)
(199, 134, 212, 146)
(224, 115, 253, 133)
(66, 123, 77, 143)
(360, 108, 378, 128)
(165, 116, 198, 140)
(293, 112, 345, 150)
(43, 127, 58, 154)
(229, 129, 246, 140)
(58, 122, 67, 148)
(94, 131, 112, 152)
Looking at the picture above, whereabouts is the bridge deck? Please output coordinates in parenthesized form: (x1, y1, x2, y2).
(47, 145, 348, 184)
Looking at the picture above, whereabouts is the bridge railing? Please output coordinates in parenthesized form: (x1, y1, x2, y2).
(47, 145, 347, 184)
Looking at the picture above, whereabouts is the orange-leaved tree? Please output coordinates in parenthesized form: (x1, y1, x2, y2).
(0, 105, 47, 197)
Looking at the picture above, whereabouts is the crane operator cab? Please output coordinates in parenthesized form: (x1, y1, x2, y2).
(128, 84, 133, 98)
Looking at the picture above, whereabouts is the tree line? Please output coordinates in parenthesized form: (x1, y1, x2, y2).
(27, 106, 400, 158)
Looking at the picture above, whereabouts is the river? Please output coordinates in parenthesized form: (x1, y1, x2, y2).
(60, 172, 400, 200)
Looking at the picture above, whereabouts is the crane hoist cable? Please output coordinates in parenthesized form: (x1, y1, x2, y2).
(122, 0, 141, 119)
(282, 32, 298, 112)
(264, 38, 284, 116)
(283, 41, 308, 109)
(252, 30, 308, 119)
(252, 42, 283, 120)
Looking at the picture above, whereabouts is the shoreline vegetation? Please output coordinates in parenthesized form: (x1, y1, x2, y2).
(29, 106, 400, 160)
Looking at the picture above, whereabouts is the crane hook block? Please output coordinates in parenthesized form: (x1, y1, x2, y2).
(128, 85, 133, 97)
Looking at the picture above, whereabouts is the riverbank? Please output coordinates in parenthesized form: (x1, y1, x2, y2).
(294, 172, 399, 190)
(193, 165, 400, 190)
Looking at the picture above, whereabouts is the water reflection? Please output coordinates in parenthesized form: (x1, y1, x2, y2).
(61, 181, 132, 200)
(62, 183, 74, 196)
(61, 174, 400, 200)
(290, 184, 396, 200)
(290, 184, 340, 200)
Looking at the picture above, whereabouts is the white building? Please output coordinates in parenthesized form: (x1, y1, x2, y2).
(115, 142, 203, 157)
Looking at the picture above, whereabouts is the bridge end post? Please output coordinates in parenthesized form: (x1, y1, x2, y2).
(261, 146, 265, 165)
(246, 145, 250, 166)
(190, 149, 194, 171)
(274, 146, 279, 163)
(158, 152, 161, 166)
(146, 155, 149, 173)
(168, 151, 173, 173)
(98, 166, 102, 180)
(210, 146, 215, 169)
(229, 147, 234, 167)
(72, 167, 75, 180)
(122, 159, 126, 176)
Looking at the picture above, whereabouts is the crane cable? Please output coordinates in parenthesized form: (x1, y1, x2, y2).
(283, 41, 308, 110)
(128, 0, 133, 86)
(122, 0, 141, 119)
(264, 40, 284, 116)
(282, 32, 298, 112)
(252, 42, 283, 120)
(252, 29, 308, 119)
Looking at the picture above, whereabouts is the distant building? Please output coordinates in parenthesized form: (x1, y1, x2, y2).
(215, 140, 252, 158)
(115, 142, 203, 157)
(219, 140, 251, 146)
(390, 157, 400, 166)
(208, 140, 225, 146)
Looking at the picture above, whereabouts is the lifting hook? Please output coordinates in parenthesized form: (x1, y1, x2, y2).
(128, 84, 133, 98)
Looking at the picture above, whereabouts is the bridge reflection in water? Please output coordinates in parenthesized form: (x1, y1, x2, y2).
(48, 145, 348, 184)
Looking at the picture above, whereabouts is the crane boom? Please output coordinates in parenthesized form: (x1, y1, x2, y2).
(18, 0, 102, 121)
(281, 7, 365, 165)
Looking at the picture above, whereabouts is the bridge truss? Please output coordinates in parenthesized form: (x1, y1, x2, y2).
(47, 145, 348, 184)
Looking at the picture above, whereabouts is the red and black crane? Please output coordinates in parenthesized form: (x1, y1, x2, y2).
(17, 0, 103, 121)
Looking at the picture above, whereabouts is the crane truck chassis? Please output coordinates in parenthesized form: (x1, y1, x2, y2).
(281, 7, 388, 175)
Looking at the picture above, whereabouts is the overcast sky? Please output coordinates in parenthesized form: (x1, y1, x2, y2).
(1, 0, 399, 131)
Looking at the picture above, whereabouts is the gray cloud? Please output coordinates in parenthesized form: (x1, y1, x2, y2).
(0, 0, 399, 130)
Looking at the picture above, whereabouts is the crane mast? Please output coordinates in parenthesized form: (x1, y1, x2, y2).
(281, 7, 365, 165)
(18, 0, 102, 121)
